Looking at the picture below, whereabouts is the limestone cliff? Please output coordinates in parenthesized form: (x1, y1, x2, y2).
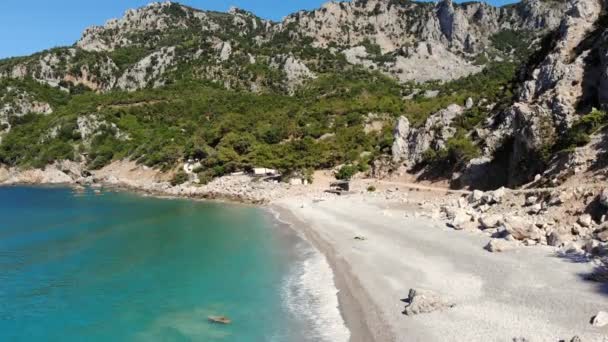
(0, 0, 565, 96)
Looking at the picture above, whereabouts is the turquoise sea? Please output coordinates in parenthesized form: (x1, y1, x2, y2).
(0, 186, 349, 341)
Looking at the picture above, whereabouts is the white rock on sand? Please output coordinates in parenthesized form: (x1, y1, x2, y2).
(484, 238, 518, 253)
(403, 288, 455, 316)
(591, 311, 608, 327)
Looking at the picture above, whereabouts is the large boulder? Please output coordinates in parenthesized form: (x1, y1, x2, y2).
(547, 231, 572, 247)
(403, 288, 455, 316)
(577, 214, 593, 228)
(485, 239, 518, 252)
(468, 190, 484, 204)
(484, 187, 506, 204)
(596, 226, 608, 242)
(449, 210, 474, 230)
(502, 217, 542, 241)
(479, 214, 502, 229)
(591, 311, 608, 327)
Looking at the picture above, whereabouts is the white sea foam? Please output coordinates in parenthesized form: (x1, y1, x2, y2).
(281, 241, 351, 342)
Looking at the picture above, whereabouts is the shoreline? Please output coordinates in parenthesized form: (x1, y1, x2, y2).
(271, 195, 608, 341)
(2, 166, 607, 341)
(269, 205, 385, 342)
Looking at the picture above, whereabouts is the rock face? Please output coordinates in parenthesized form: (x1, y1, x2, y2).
(0, 0, 566, 97)
(0, 87, 53, 133)
(279, 0, 562, 82)
(459, 0, 608, 187)
(272, 55, 317, 94)
(403, 288, 455, 315)
(392, 104, 463, 165)
(116, 47, 176, 91)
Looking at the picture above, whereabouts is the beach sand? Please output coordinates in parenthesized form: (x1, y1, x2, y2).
(273, 195, 608, 342)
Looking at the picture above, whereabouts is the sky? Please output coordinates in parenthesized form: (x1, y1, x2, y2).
(0, 0, 518, 59)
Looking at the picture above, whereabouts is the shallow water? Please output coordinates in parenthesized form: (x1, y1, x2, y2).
(0, 186, 348, 341)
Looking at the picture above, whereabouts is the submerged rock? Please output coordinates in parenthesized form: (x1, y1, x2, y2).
(208, 316, 232, 325)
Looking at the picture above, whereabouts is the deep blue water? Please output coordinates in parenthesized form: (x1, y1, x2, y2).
(0, 186, 342, 341)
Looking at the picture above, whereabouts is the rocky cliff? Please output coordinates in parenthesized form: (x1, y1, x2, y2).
(392, 0, 608, 191)
(2, 0, 601, 193)
(0, 0, 564, 96)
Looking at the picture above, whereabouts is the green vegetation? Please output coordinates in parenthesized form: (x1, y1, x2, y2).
(335, 164, 358, 181)
(0, 50, 523, 181)
(0, 70, 400, 178)
(556, 108, 608, 151)
(421, 131, 480, 174)
(490, 30, 534, 60)
(171, 170, 190, 186)
(404, 62, 517, 126)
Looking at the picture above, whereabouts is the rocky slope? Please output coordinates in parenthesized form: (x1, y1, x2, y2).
(0, 0, 602, 195)
(0, 0, 563, 97)
(392, 0, 608, 191)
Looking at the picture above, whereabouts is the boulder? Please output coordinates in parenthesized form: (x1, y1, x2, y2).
(457, 197, 468, 208)
(548, 191, 572, 206)
(479, 215, 502, 229)
(525, 195, 538, 206)
(449, 210, 473, 230)
(502, 217, 542, 241)
(403, 288, 454, 316)
(468, 190, 484, 204)
(527, 203, 542, 215)
(547, 231, 571, 247)
(487, 187, 506, 204)
(591, 311, 608, 327)
(465, 97, 474, 109)
(583, 239, 601, 255)
(485, 239, 518, 252)
(578, 214, 593, 228)
(597, 228, 608, 242)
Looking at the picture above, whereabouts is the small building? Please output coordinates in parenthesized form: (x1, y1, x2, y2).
(253, 168, 279, 176)
(288, 177, 309, 186)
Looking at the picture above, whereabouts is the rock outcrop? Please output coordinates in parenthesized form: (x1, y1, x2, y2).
(0, 0, 567, 95)
(458, 0, 608, 187)
(392, 104, 463, 165)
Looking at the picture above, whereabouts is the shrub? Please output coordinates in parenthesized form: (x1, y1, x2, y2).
(445, 134, 480, 168)
(422, 133, 480, 172)
(170, 171, 189, 186)
(367, 185, 376, 192)
(557, 108, 607, 151)
(335, 164, 358, 180)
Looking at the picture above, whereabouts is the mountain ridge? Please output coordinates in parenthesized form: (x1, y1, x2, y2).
(2, 0, 605, 195)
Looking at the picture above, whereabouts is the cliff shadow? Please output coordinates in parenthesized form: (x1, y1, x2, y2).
(555, 250, 608, 296)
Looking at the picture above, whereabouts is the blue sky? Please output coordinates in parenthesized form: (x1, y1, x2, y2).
(0, 0, 518, 59)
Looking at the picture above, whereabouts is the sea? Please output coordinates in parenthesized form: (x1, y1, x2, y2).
(0, 186, 350, 342)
